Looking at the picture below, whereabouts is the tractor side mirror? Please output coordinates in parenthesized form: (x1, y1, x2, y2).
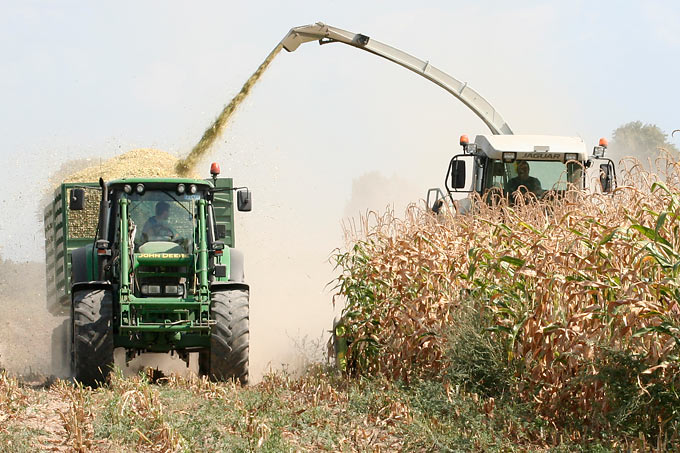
(449, 160, 467, 189)
(69, 188, 85, 211)
(215, 224, 227, 239)
(237, 189, 252, 212)
(600, 163, 613, 193)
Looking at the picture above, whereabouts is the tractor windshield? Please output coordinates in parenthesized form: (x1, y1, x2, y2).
(484, 159, 583, 195)
(125, 191, 198, 252)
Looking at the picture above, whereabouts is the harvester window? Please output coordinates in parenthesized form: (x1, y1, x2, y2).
(486, 160, 508, 189)
(484, 160, 581, 195)
(504, 161, 543, 195)
(567, 162, 585, 189)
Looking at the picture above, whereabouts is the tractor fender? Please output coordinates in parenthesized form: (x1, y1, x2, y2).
(210, 281, 249, 293)
(71, 246, 92, 284)
(71, 281, 113, 296)
(228, 248, 246, 282)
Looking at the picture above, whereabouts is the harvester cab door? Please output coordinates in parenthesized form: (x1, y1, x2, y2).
(586, 156, 617, 194)
(598, 160, 616, 193)
(586, 140, 617, 194)
(209, 178, 235, 248)
(426, 188, 447, 213)
(445, 154, 476, 194)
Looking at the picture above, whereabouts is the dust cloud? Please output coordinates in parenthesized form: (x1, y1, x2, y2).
(343, 171, 420, 220)
(0, 157, 97, 378)
(236, 166, 423, 382)
(0, 259, 61, 377)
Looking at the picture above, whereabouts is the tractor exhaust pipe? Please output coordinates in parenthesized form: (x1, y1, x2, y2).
(96, 177, 111, 280)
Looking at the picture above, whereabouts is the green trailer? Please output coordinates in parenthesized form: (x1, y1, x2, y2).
(44, 165, 251, 386)
(45, 182, 101, 316)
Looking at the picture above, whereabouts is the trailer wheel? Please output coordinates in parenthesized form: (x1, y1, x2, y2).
(50, 318, 71, 378)
(72, 288, 114, 387)
(198, 351, 210, 377)
(205, 289, 249, 384)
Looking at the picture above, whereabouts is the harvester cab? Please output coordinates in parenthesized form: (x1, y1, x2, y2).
(429, 134, 617, 213)
(49, 163, 253, 386)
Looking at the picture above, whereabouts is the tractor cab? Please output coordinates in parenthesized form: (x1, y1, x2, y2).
(117, 180, 206, 252)
(108, 179, 211, 300)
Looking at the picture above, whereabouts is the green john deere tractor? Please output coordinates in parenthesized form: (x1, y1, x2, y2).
(44, 164, 252, 386)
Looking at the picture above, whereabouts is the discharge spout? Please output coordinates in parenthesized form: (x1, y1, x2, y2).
(281, 22, 513, 135)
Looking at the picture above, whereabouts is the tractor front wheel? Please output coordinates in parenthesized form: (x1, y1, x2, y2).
(72, 288, 114, 387)
(203, 289, 249, 384)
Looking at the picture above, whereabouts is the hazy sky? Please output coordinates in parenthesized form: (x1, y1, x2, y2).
(1, 1, 679, 376)
(2, 0, 679, 261)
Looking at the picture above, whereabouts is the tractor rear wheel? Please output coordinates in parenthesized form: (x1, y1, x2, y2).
(204, 289, 249, 384)
(72, 288, 114, 387)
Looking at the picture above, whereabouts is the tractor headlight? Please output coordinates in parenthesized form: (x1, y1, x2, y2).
(177, 184, 185, 194)
(124, 184, 132, 194)
(164, 285, 183, 296)
(189, 184, 197, 194)
(141, 284, 161, 295)
(136, 183, 145, 194)
(565, 153, 578, 162)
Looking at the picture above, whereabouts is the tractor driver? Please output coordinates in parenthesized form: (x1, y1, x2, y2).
(141, 201, 177, 243)
(504, 160, 543, 196)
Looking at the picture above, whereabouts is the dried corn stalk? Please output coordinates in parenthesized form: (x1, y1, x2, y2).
(333, 153, 680, 427)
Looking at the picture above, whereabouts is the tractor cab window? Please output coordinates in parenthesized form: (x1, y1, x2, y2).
(484, 159, 583, 195)
(125, 191, 197, 252)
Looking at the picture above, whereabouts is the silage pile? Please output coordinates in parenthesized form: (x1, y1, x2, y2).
(333, 155, 680, 438)
(58, 148, 198, 238)
(63, 148, 196, 183)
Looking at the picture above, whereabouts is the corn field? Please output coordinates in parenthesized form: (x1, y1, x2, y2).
(332, 154, 680, 441)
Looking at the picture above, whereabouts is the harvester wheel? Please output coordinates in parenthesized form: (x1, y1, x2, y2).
(72, 288, 114, 387)
(206, 289, 249, 384)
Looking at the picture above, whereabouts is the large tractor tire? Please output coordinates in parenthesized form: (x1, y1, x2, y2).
(72, 288, 114, 387)
(202, 289, 249, 384)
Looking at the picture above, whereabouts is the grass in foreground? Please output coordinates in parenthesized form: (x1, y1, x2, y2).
(0, 366, 666, 452)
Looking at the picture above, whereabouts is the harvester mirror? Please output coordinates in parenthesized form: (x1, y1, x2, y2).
(69, 188, 85, 211)
(600, 163, 613, 193)
(237, 189, 252, 212)
(426, 187, 445, 213)
(449, 159, 467, 189)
